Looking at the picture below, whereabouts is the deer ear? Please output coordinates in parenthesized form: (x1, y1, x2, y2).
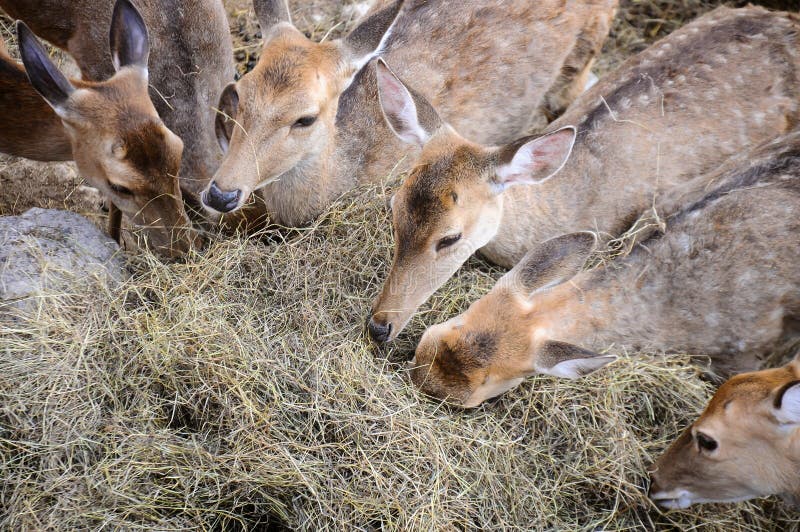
(506, 232, 597, 297)
(340, 0, 403, 72)
(774, 381, 800, 425)
(376, 59, 442, 147)
(491, 127, 576, 193)
(215, 83, 239, 153)
(17, 21, 75, 117)
(253, 0, 292, 33)
(110, 0, 150, 72)
(535, 341, 616, 379)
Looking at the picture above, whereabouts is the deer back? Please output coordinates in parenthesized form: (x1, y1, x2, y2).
(485, 6, 800, 267)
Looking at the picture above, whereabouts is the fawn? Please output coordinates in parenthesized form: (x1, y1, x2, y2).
(0, 0, 235, 201)
(1, 1, 198, 257)
(650, 355, 800, 509)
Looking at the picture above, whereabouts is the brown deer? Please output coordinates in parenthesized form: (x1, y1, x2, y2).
(1, 1, 198, 257)
(649, 356, 800, 509)
(367, 6, 800, 343)
(409, 128, 800, 407)
(202, 0, 618, 224)
(0, 0, 235, 201)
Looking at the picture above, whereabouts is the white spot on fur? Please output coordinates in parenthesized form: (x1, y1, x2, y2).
(341, 1, 370, 20)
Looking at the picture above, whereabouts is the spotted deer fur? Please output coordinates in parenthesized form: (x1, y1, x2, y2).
(369, 6, 800, 342)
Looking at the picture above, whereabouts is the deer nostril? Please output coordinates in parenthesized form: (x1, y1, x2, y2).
(203, 181, 242, 213)
(367, 317, 392, 343)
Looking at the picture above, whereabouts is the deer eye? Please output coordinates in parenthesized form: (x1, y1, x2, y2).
(696, 432, 718, 453)
(436, 233, 462, 252)
(293, 115, 317, 128)
(109, 182, 133, 196)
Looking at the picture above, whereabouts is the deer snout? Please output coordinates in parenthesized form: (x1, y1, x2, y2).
(202, 181, 242, 213)
(367, 315, 393, 344)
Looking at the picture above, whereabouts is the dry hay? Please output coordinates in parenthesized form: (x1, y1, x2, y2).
(3, 0, 800, 529)
(1, 183, 797, 530)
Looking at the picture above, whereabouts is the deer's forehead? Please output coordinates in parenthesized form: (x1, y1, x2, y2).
(254, 37, 341, 92)
(119, 118, 180, 177)
(701, 368, 795, 420)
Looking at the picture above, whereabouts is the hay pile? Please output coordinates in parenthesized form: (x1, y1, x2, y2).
(1, 184, 796, 529)
(3, 0, 800, 529)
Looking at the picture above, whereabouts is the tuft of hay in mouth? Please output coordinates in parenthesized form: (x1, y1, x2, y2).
(1, 183, 796, 530)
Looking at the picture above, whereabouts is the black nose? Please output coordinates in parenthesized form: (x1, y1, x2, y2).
(203, 181, 242, 213)
(367, 317, 392, 343)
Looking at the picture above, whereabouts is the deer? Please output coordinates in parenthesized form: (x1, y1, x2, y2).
(648, 356, 800, 509)
(0, 0, 235, 202)
(201, 0, 618, 225)
(0, 0, 198, 258)
(366, 5, 800, 344)
(408, 127, 800, 408)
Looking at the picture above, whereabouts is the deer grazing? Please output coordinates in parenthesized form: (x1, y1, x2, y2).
(367, 5, 800, 343)
(0, 1, 198, 257)
(202, 0, 618, 225)
(409, 128, 800, 407)
(649, 356, 800, 509)
(0, 0, 235, 201)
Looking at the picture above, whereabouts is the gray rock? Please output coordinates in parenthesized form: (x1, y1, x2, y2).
(0, 208, 128, 311)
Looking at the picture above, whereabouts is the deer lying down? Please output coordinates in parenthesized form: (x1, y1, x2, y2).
(0, 0, 235, 201)
(409, 129, 800, 407)
(649, 356, 800, 509)
(1, 1, 198, 258)
(202, 0, 617, 224)
(367, 5, 800, 343)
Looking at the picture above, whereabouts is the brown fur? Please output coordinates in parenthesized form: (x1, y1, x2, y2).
(0, 0, 236, 199)
(650, 359, 800, 508)
(412, 127, 800, 407)
(0, 46, 71, 161)
(1, 10, 199, 258)
(207, 0, 617, 225)
(372, 6, 800, 341)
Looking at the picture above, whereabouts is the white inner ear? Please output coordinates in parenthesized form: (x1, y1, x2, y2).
(537, 355, 616, 379)
(493, 127, 576, 193)
(377, 69, 429, 147)
(777, 384, 800, 425)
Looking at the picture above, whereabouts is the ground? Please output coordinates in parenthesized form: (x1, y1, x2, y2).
(1, 1, 799, 530)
